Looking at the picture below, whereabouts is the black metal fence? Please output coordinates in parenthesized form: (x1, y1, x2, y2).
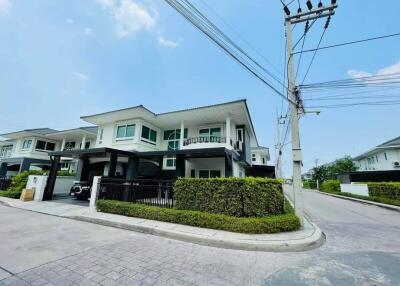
(0, 177, 12, 191)
(98, 178, 175, 208)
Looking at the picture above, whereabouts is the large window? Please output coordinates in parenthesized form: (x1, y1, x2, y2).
(199, 170, 221, 178)
(163, 155, 176, 169)
(116, 124, 135, 140)
(35, 140, 56, 151)
(64, 141, 76, 150)
(21, 139, 32, 151)
(141, 125, 157, 144)
(163, 129, 188, 150)
(198, 127, 222, 142)
(252, 153, 256, 162)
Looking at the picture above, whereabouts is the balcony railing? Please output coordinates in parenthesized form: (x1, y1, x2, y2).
(183, 136, 226, 146)
(0, 147, 13, 158)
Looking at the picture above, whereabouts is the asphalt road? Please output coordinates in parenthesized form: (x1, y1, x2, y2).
(0, 190, 399, 285)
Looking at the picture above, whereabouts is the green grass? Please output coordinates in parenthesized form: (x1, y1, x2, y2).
(96, 199, 301, 234)
(327, 192, 400, 207)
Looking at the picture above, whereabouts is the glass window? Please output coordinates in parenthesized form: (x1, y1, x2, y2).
(191, 169, 196, 178)
(99, 128, 104, 141)
(199, 170, 209, 178)
(116, 126, 126, 138)
(84, 141, 90, 149)
(116, 124, 135, 140)
(46, 142, 56, 151)
(141, 125, 157, 143)
(35, 140, 46, 150)
(210, 170, 221, 178)
(210, 128, 221, 137)
(384, 153, 388, 160)
(252, 153, 256, 162)
(199, 128, 209, 139)
(22, 139, 32, 150)
(64, 141, 76, 150)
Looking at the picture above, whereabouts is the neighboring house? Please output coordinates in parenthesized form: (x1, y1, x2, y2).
(0, 127, 97, 177)
(353, 136, 400, 171)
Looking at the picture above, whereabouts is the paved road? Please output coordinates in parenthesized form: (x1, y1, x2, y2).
(0, 190, 400, 285)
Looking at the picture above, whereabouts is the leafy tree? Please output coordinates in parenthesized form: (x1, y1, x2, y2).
(311, 165, 329, 183)
(326, 156, 358, 179)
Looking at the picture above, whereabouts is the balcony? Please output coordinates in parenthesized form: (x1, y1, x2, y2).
(183, 136, 226, 147)
(0, 146, 13, 159)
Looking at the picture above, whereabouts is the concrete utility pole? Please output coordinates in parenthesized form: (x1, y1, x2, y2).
(283, 1, 338, 220)
(275, 112, 283, 179)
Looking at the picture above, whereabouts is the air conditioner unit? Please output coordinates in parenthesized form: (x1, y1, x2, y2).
(393, 161, 400, 168)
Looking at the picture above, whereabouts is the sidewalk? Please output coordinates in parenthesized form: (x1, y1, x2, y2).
(0, 196, 325, 252)
(316, 191, 400, 212)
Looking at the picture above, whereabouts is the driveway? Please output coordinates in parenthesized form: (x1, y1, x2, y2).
(0, 190, 400, 285)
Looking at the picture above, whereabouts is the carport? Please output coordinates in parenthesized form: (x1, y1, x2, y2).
(43, 148, 135, 201)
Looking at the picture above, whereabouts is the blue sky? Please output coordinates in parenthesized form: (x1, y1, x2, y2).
(0, 0, 399, 175)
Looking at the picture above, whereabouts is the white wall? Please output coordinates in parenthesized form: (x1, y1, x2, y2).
(232, 160, 245, 178)
(10, 137, 60, 160)
(355, 148, 400, 171)
(340, 183, 369, 197)
(251, 150, 269, 166)
(27, 175, 77, 200)
(185, 158, 225, 177)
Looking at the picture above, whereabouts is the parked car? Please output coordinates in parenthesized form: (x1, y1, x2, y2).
(69, 181, 91, 200)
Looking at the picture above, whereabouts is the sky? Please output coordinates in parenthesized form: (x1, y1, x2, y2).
(0, 0, 399, 176)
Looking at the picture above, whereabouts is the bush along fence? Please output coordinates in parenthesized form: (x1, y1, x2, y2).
(303, 180, 318, 190)
(368, 182, 400, 200)
(320, 180, 341, 193)
(173, 177, 284, 217)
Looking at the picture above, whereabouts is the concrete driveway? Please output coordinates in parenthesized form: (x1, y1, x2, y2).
(0, 190, 399, 285)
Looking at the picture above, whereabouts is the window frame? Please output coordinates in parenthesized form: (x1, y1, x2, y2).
(198, 169, 222, 178)
(141, 125, 157, 145)
(35, 140, 56, 152)
(198, 125, 223, 142)
(115, 124, 136, 141)
(163, 155, 176, 170)
(21, 139, 33, 151)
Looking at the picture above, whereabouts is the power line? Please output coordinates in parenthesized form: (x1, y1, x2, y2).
(305, 99, 400, 109)
(165, 0, 295, 105)
(293, 32, 400, 55)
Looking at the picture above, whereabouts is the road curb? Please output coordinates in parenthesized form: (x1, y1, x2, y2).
(317, 191, 400, 212)
(71, 214, 325, 253)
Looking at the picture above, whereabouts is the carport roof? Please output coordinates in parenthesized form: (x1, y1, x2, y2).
(49, 147, 133, 157)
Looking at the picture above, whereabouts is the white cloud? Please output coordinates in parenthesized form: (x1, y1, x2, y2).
(348, 60, 400, 81)
(0, 0, 12, 14)
(84, 27, 92, 35)
(158, 36, 180, 48)
(96, 0, 156, 38)
(73, 72, 89, 81)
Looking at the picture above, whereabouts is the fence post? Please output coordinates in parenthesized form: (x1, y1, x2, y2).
(89, 176, 102, 210)
(164, 183, 169, 202)
(123, 181, 131, 202)
(158, 182, 162, 200)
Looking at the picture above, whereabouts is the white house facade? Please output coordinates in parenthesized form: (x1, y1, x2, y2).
(353, 136, 400, 171)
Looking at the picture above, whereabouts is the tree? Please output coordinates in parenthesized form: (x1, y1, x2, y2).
(311, 165, 329, 183)
(326, 156, 358, 180)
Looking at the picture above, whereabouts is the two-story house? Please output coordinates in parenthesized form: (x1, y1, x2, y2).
(0, 127, 97, 177)
(41, 100, 273, 196)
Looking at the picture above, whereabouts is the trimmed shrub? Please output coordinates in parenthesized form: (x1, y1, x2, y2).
(96, 200, 300, 234)
(368, 182, 400, 200)
(320, 180, 340, 193)
(3, 170, 45, 196)
(338, 192, 400, 207)
(173, 177, 284, 217)
(303, 180, 318, 189)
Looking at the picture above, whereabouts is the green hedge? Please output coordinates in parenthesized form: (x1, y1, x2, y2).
(368, 182, 400, 200)
(96, 200, 300, 234)
(320, 180, 341, 193)
(0, 170, 45, 198)
(173, 177, 284, 217)
(338, 192, 400, 207)
(303, 180, 318, 189)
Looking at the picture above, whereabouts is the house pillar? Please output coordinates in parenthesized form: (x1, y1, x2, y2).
(226, 116, 231, 147)
(61, 138, 66, 151)
(126, 156, 138, 180)
(76, 157, 90, 181)
(176, 155, 185, 178)
(179, 121, 185, 149)
(19, 158, 31, 173)
(0, 162, 7, 177)
(81, 136, 87, 150)
(108, 152, 117, 178)
(225, 154, 233, 177)
(43, 156, 61, 201)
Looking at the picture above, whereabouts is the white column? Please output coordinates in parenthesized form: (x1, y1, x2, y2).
(81, 136, 86, 150)
(226, 117, 231, 148)
(179, 121, 185, 149)
(61, 138, 66, 151)
(89, 176, 101, 210)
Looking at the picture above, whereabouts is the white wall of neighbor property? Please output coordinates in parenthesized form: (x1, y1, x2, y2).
(340, 183, 369, 197)
(355, 148, 400, 171)
(26, 175, 77, 201)
(185, 158, 225, 178)
(251, 150, 269, 166)
(232, 160, 245, 178)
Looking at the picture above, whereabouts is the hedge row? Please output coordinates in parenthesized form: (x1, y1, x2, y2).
(173, 177, 284, 218)
(96, 200, 300, 234)
(320, 180, 341, 193)
(303, 180, 318, 189)
(368, 182, 400, 200)
(0, 170, 45, 199)
(338, 192, 400, 207)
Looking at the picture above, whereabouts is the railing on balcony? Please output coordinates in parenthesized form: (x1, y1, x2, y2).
(0, 146, 13, 158)
(183, 136, 226, 146)
(98, 178, 175, 208)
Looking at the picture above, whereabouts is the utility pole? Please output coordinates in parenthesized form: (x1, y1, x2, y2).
(275, 111, 283, 179)
(283, 1, 338, 221)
